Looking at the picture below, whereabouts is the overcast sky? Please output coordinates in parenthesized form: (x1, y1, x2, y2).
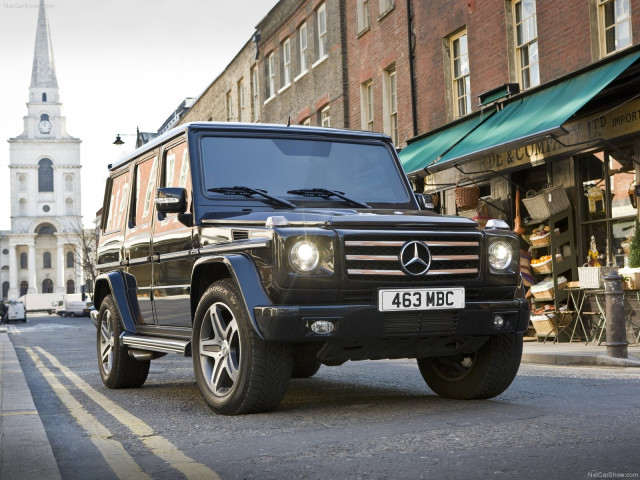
(0, 0, 277, 230)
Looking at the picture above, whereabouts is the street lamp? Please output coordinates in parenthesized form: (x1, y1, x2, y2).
(112, 128, 140, 145)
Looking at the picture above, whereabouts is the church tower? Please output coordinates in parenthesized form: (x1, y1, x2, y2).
(3, 0, 83, 300)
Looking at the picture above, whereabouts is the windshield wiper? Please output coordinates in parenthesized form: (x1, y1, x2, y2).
(208, 186, 296, 209)
(287, 188, 371, 209)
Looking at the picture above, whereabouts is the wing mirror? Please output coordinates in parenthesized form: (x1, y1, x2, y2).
(155, 187, 187, 214)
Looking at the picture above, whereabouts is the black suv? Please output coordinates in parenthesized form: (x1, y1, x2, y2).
(93, 123, 528, 415)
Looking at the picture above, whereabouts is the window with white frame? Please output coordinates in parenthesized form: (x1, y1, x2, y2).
(514, 0, 540, 89)
(358, 0, 370, 33)
(383, 67, 398, 144)
(320, 106, 330, 127)
(451, 31, 471, 118)
(317, 3, 328, 60)
(226, 90, 233, 121)
(251, 66, 259, 121)
(282, 38, 292, 87)
(379, 0, 394, 17)
(266, 52, 276, 99)
(299, 22, 308, 74)
(360, 80, 374, 131)
(238, 78, 245, 122)
(599, 0, 632, 55)
(301, 117, 311, 126)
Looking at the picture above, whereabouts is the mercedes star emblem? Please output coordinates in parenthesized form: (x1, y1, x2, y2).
(399, 241, 432, 276)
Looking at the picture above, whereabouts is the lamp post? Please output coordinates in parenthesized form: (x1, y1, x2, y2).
(112, 127, 140, 146)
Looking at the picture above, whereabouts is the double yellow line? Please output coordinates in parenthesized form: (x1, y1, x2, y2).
(24, 346, 221, 480)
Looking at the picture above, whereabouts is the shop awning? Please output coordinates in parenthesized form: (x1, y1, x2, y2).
(401, 49, 640, 174)
(398, 112, 492, 175)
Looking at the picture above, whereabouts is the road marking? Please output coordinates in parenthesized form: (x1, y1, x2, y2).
(35, 346, 221, 480)
(24, 347, 151, 480)
(1, 410, 38, 416)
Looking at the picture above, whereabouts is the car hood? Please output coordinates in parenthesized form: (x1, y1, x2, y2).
(199, 208, 479, 229)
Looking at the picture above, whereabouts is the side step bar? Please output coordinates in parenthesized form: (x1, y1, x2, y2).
(121, 333, 191, 356)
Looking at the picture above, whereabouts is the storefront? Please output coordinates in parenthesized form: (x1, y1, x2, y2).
(399, 46, 640, 273)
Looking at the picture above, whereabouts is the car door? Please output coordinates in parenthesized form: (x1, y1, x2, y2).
(123, 151, 159, 325)
(151, 138, 194, 327)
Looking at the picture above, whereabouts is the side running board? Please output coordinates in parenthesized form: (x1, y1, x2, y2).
(121, 333, 191, 356)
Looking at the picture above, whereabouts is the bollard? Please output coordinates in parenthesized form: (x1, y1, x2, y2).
(603, 272, 628, 359)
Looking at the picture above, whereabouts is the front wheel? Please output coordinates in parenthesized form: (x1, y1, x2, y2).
(417, 333, 523, 400)
(97, 295, 150, 389)
(192, 279, 291, 415)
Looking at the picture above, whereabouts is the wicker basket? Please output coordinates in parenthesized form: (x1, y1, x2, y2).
(454, 178, 480, 211)
(522, 186, 570, 220)
(531, 258, 553, 274)
(578, 266, 601, 289)
(531, 312, 573, 336)
(530, 231, 550, 247)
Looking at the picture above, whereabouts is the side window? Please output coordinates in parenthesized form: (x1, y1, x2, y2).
(162, 142, 191, 215)
(104, 171, 130, 234)
(132, 155, 158, 227)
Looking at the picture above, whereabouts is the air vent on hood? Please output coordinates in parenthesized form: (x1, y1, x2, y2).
(232, 230, 249, 241)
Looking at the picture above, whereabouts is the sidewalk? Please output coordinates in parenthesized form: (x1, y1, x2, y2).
(0, 329, 638, 480)
(0, 327, 61, 480)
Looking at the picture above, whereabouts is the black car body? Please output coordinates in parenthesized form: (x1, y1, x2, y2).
(93, 122, 528, 415)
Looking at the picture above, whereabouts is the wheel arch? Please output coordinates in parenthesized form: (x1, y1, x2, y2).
(93, 271, 140, 333)
(191, 254, 272, 338)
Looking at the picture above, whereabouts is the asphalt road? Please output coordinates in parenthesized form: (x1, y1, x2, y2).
(7, 315, 640, 480)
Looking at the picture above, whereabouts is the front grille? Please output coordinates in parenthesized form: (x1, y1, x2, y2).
(381, 311, 458, 336)
(344, 233, 481, 283)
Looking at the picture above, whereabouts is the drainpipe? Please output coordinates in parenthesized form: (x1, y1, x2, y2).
(407, 0, 418, 138)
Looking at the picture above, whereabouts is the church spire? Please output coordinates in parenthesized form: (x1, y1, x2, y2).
(30, 0, 58, 89)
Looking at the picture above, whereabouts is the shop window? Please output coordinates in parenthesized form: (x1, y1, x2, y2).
(578, 147, 636, 267)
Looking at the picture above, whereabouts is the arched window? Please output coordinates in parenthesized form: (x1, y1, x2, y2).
(20, 281, 28, 296)
(38, 158, 54, 192)
(2, 281, 8, 301)
(20, 252, 27, 269)
(36, 224, 56, 235)
(66, 251, 74, 268)
(66, 279, 75, 294)
(42, 93, 47, 102)
(43, 252, 52, 269)
(42, 279, 53, 293)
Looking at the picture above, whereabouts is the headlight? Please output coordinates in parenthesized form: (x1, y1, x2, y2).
(289, 240, 320, 273)
(488, 240, 513, 271)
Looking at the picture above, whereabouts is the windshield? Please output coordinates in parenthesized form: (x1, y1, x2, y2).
(200, 136, 412, 207)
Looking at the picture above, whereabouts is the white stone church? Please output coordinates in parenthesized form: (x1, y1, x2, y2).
(0, 0, 85, 301)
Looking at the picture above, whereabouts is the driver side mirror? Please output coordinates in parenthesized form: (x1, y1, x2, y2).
(415, 193, 435, 210)
(156, 187, 187, 214)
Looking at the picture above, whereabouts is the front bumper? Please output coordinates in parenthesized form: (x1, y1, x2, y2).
(254, 298, 529, 343)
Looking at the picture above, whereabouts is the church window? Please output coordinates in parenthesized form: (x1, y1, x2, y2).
(20, 253, 27, 269)
(38, 158, 54, 192)
(20, 281, 28, 296)
(42, 279, 53, 293)
(43, 252, 52, 269)
(37, 224, 56, 235)
(2, 282, 8, 301)
(42, 93, 47, 102)
(66, 279, 75, 294)
(66, 251, 74, 268)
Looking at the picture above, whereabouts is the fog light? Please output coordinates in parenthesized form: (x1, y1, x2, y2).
(494, 314, 505, 328)
(310, 320, 335, 335)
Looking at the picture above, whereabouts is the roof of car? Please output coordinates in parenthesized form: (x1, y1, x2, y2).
(108, 122, 393, 171)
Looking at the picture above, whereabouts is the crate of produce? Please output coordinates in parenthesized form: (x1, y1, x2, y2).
(530, 231, 550, 247)
(531, 311, 573, 337)
(522, 186, 570, 220)
(531, 256, 551, 274)
(530, 276, 567, 299)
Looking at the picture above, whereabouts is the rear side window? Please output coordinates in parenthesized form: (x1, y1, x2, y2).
(131, 155, 158, 226)
(103, 171, 130, 234)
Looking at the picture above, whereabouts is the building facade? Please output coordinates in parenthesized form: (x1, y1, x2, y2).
(0, 0, 84, 301)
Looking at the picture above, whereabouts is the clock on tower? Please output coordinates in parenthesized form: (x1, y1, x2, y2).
(38, 114, 52, 134)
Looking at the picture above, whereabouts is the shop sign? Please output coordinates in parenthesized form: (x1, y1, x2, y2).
(467, 98, 640, 174)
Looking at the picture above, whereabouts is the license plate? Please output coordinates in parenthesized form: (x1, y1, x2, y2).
(378, 287, 465, 312)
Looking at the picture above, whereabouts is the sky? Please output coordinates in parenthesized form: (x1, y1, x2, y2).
(0, 0, 277, 230)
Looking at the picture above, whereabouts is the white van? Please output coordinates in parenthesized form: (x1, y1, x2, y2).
(57, 300, 93, 317)
(4, 301, 27, 323)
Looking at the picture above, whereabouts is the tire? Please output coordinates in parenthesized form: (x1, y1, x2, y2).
(192, 279, 291, 415)
(22, 317, 27, 323)
(291, 348, 321, 378)
(417, 333, 523, 400)
(97, 295, 150, 389)
(69, 312, 76, 318)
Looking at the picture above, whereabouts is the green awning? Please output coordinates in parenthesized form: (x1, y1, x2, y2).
(428, 50, 640, 172)
(404, 50, 640, 174)
(398, 113, 490, 174)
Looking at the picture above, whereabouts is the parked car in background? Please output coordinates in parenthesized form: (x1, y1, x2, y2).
(2, 301, 27, 323)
